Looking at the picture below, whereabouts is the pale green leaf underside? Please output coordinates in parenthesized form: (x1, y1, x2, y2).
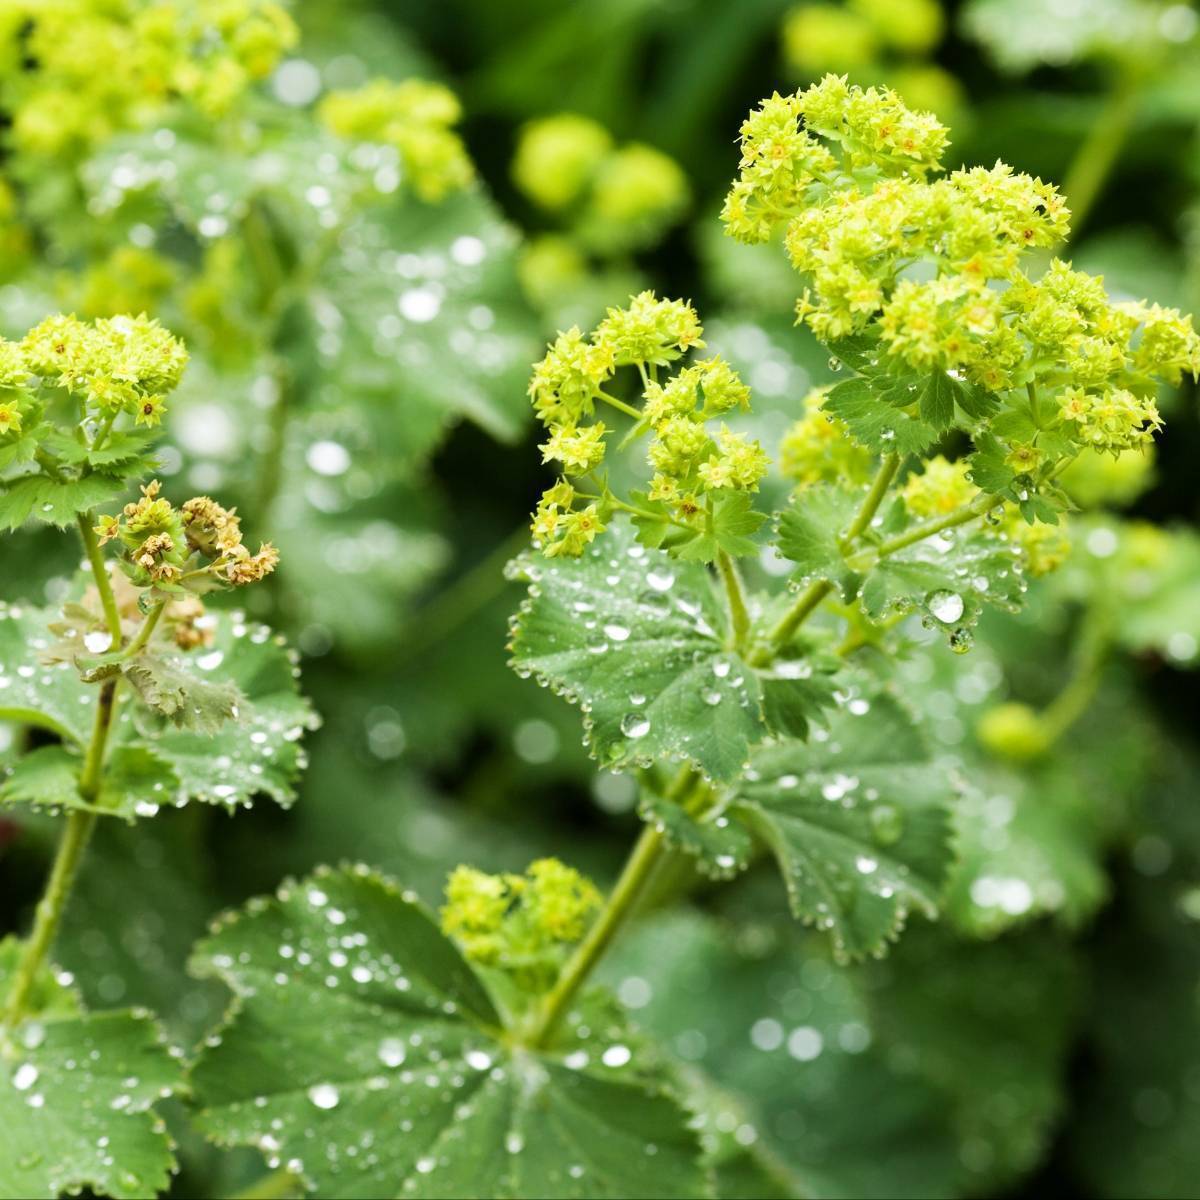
(774, 483, 862, 597)
(0, 940, 183, 1200)
(189, 866, 708, 1200)
(0, 474, 128, 532)
(733, 693, 957, 960)
(2, 598, 317, 812)
(861, 532, 1025, 633)
(638, 790, 753, 880)
(0, 744, 178, 820)
(507, 519, 765, 782)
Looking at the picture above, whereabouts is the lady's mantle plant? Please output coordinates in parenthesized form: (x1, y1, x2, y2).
(0, 313, 316, 1198)
(29, 78, 1198, 1200)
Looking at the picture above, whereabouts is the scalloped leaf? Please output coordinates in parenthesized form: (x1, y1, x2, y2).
(731, 693, 957, 960)
(861, 530, 1025, 639)
(0, 938, 184, 1200)
(124, 614, 320, 810)
(0, 474, 128, 532)
(774, 484, 861, 599)
(120, 652, 243, 733)
(822, 377, 940, 456)
(507, 519, 768, 782)
(189, 865, 709, 1199)
(2, 598, 316, 811)
(638, 790, 753, 881)
(0, 744, 180, 821)
(0, 601, 96, 744)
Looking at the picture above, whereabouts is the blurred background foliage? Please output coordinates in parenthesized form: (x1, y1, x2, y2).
(2, 0, 1200, 1196)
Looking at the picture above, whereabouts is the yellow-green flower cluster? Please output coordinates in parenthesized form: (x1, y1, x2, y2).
(512, 113, 688, 254)
(1006, 513, 1071, 577)
(723, 79, 1198, 484)
(779, 387, 874, 488)
(783, 0, 944, 74)
(1058, 386, 1163, 456)
(20, 312, 187, 427)
(0, 0, 297, 159)
(95, 482, 278, 588)
(73, 245, 177, 320)
(901, 455, 979, 518)
(527, 293, 768, 555)
(318, 79, 474, 203)
(440, 858, 601, 992)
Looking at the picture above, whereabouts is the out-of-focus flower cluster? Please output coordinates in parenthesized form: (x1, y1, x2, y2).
(440, 858, 601, 993)
(512, 112, 689, 256)
(0, 0, 297, 160)
(527, 292, 768, 557)
(318, 78, 475, 203)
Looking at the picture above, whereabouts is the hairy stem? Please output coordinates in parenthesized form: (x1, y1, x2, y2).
(717, 550, 751, 652)
(121, 600, 165, 660)
(77, 513, 123, 643)
(1041, 609, 1111, 744)
(867, 491, 998, 559)
(1, 810, 97, 1027)
(1061, 65, 1144, 242)
(2, 515, 130, 1025)
(527, 823, 665, 1048)
(762, 453, 900, 655)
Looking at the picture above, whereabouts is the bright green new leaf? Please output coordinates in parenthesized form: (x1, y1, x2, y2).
(0, 744, 179, 820)
(508, 519, 767, 782)
(860, 531, 1025, 637)
(0, 939, 183, 1200)
(0, 474, 128, 532)
(189, 866, 709, 1199)
(774, 484, 861, 599)
(732, 693, 958, 960)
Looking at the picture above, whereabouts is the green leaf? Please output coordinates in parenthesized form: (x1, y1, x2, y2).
(638, 788, 753, 880)
(0, 602, 95, 744)
(189, 866, 709, 1199)
(759, 656, 841, 742)
(917, 372, 957, 431)
(507, 518, 767, 782)
(0, 744, 181, 820)
(860, 531, 1025, 637)
(2, 597, 317, 810)
(823, 377, 939, 455)
(631, 492, 765, 564)
(774, 484, 861, 599)
(967, 433, 1017, 495)
(731, 692, 958, 960)
(129, 616, 320, 810)
(0, 426, 44, 471)
(0, 938, 183, 1200)
(41, 429, 159, 474)
(0, 474, 128, 531)
(121, 652, 243, 733)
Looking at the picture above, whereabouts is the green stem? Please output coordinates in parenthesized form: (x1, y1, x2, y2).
(77, 513, 123, 643)
(394, 524, 530, 668)
(842, 453, 899, 545)
(120, 601, 165, 660)
(867, 491, 999, 559)
(1, 811, 97, 1028)
(527, 823, 666, 1048)
(596, 390, 643, 420)
(1061, 65, 1145, 242)
(1040, 610, 1110, 744)
(716, 550, 751, 652)
(255, 357, 291, 526)
(762, 454, 901, 655)
(78, 679, 120, 801)
(232, 1168, 305, 1200)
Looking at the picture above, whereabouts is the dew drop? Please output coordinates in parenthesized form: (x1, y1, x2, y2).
(621, 713, 651, 739)
(925, 590, 964, 624)
(307, 1083, 340, 1109)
